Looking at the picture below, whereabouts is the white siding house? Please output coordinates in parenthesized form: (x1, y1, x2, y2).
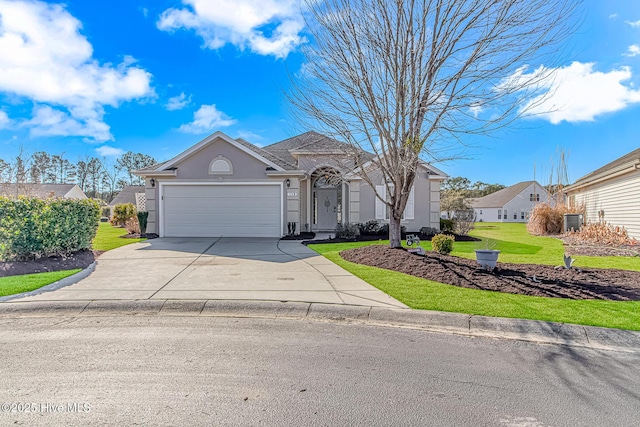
(470, 181, 553, 223)
(564, 148, 640, 239)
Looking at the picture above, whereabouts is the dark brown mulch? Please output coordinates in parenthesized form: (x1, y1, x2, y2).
(340, 245, 640, 301)
(0, 249, 101, 278)
(303, 232, 480, 245)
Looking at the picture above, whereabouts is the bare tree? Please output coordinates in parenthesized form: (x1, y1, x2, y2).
(291, 0, 579, 247)
(116, 151, 156, 186)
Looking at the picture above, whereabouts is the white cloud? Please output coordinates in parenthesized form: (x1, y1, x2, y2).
(511, 62, 640, 124)
(179, 104, 236, 133)
(609, 13, 618, 19)
(26, 105, 112, 140)
(627, 19, 640, 28)
(0, 110, 10, 128)
(236, 130, 263, 142)
(166, 92, 191, 110)
(468, 102, 484, 118)
(0, 0, 154, 141)
(157, 0, 305, 58)
(625, 44, 640, 57)
(96, 145, 125, 157)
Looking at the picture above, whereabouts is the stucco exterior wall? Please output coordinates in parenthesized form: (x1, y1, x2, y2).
(358, 168, 441, 231)
(144, 137, 290, 236)
(568, 170, 640, 239)
(474, 182, 554, 223)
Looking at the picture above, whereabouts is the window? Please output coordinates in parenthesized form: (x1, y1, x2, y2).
(498, 209, 502, 219)
(521, 210, 525, 220)
(209, 155, 233, 175)
(479, 210, 482, 215)
(529, 193, 540, 202)
(513, 212, 517, 220)
(504, 210, 507, 220)
(375, 184, 414, 220)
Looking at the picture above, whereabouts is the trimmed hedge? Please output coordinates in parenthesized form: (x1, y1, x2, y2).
(0, 196, 100, 261)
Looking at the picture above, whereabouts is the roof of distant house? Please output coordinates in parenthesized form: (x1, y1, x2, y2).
(468, 181, 544, 208)
(0, 183, 83, 199)
(109, 185, 145, 206)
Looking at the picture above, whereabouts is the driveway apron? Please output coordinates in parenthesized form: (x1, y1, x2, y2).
(15, 238, 407, 308)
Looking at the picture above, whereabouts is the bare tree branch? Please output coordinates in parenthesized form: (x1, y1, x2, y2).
(289, 0, 580, 247)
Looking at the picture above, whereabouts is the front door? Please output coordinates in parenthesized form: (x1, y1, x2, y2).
(316, 188, 338, 230)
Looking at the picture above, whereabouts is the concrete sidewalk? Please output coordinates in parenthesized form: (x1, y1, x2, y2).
(1, 299, 639, 353)
(9, 238, 407, 309)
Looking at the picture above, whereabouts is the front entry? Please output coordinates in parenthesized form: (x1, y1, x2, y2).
(316, 188, 338, 230)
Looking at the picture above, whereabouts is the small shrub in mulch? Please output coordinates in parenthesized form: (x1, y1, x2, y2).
(280, 232, 316, 241)
(340, 245, 640, 301)
(303, 231, 479, 245)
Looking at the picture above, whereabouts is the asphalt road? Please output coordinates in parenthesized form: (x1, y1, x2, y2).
(0, 316, 638, 426)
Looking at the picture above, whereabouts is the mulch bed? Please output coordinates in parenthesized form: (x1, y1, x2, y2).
(0, 249, 101, 278)
(340, 245, 640, 301)
(304, 232, 479, 245)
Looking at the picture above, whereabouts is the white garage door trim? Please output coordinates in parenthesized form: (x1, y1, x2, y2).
(159, 182, 283, 237)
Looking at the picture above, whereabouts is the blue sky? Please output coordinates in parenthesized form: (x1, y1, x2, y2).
(0, 0, 639, 186)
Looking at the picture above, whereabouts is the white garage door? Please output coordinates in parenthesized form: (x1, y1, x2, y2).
(162, 184, 282, 237)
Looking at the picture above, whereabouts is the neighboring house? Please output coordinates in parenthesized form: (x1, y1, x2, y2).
(469, 181, 552, 223)
(134, 131, 447, 238)
(109, 185, 146, 212)
(564, 147, 640, 239)
(0, 183, 87, 200)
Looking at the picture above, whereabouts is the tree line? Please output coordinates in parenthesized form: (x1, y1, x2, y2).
(0, 149, 156, 201)
(440, 177, 506, 219)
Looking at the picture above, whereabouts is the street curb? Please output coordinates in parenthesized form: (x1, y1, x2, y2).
(0, 299, 639, 353)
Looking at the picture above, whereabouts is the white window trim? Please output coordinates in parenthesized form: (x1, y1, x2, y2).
(375, 184, 414, 221)
(208, 155, 233, 175)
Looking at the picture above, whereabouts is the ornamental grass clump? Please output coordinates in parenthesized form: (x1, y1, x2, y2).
(431, 234, 454, 255)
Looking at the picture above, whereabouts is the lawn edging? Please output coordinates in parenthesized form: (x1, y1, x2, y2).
(0, 263, 95, 302)
(310, 243, 640, 331)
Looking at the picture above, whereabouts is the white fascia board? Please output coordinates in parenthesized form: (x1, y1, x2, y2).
(266, 170, 307, 177)
(157, 131, 286, 172)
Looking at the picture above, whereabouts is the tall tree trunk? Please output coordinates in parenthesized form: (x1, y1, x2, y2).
(389, 214, 403, 248)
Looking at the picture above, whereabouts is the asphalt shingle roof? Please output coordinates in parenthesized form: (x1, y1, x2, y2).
(0, 183, 80, 199)
(469, 181, 542, 208)
(261, 131, 359, 168)
(109, 185, 145, 206)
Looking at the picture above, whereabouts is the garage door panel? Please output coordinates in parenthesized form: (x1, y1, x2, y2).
(162, 185, 281, 237)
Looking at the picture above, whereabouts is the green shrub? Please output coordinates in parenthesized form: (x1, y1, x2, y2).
(137, 211, 149, 235)
(431, 234, 454, 255)
(102, 207, 111, 218)
(335, 222, 361, 239)
(358, 220, 381, 235)
(0, 196, 100, 261)
(112, 203, 136, 226)
(420, 226, 438, 236)
(440, 218, 455, 233)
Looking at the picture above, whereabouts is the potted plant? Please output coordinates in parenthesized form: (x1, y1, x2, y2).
(475, 239, 500, 270)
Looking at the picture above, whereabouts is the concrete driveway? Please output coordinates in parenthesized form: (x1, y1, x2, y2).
(17, 238, 406, 308)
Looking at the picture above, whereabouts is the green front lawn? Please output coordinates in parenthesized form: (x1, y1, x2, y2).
(310, 223, 640, 330)
(92, 221, 146, 251)
(0, 270, 81, 297)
